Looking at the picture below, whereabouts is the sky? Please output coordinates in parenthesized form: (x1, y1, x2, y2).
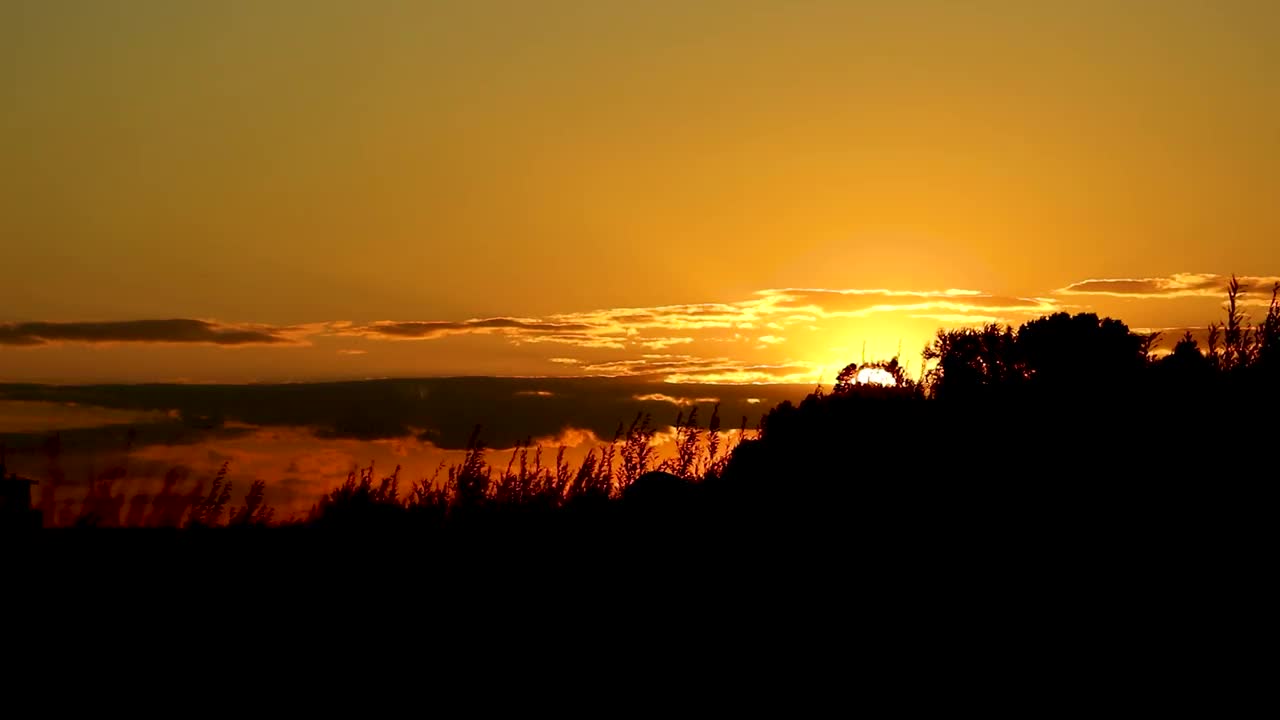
(3, 0, 1279, 384)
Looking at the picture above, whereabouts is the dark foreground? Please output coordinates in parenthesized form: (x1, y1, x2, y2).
(8, 395, 1267, 705)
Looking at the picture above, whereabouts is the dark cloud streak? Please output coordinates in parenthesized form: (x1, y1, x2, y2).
(0, 378, 805, 450)
(0, 319, 292, 346)
(354, 317, 603, 340)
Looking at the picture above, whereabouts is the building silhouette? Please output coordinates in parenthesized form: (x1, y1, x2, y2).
(0, 460, 41, 530)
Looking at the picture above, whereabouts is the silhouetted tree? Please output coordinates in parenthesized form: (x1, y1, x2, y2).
(1165, 331, 1210, 370)
(1017, 312, 1145, 392)
(922, 323, 1020, 399)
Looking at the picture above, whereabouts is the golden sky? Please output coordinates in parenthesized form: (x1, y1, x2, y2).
(3, 1, 1278, 383)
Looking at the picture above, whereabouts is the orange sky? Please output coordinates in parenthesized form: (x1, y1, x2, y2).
(3, 1, 1278, 384)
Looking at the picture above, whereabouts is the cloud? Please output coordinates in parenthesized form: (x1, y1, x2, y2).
(528, 426, 603, 449)
(0, 319, 296, 346)
(342, 317, 631, 349)
(661, 366, 817, 384)
(514, 333, 627, 350)
(331, 285, 1052, 357)
(0, 400, 173, 434)
(633, 393, 720, 407)
(634, 393, 696, 406)
(637, 337, 694, 350)
(1057, 273, 1280, 299)
(759, 288, 1058, 317)
(341, 289, 1034, 380)
(346, 300, 783, 350)
(349, 317, 605, 340)
(0, 283, 1084, 373)
(0, 283, 1035, 355)
(569, 353, 817, 383)
(909, 314, 1006, 326)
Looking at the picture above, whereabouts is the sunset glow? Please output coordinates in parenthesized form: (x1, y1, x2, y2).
(2, 2, 1278, 529)
(3, 3, 1278, 385)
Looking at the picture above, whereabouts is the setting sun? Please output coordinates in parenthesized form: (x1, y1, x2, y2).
(854, 368, 898, 387)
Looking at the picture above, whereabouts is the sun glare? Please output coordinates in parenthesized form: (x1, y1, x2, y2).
(854, 367, 897, 387)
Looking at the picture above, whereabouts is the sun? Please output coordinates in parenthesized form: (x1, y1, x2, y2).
(854, 367, 897, 387)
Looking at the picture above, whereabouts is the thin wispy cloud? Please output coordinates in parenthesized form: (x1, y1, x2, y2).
(637, 337, 695, 350)
(576, 354, 816, 384)
(908, 313, 1006, 326)
(632, 393, 721, 407)
(1057, 273, 1280, 300)
(760, 288, 1059, 317)
(512, 333, 628, 350)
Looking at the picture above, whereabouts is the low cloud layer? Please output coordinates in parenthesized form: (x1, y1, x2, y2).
(3, 274, 1270, 382)
(354, 318, 598, 340)
(571, 354, 816, 384)
(0, 285, 1078, 353)
(0, 378, 801, 451)
(0, 319, 294, 346)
